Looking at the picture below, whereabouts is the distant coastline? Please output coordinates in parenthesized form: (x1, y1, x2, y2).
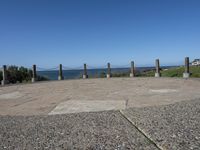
(37, 66, 176, 80)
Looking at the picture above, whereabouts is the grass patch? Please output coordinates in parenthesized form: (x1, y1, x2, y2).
(141, 66, 200, 78)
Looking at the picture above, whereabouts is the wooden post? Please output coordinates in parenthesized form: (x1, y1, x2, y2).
(83, 63, 88, 79)
(155, 59, 161, 77)
(107, 63, 111, 78)
(183, 57, 190, 78)
(32, 64, 37, 83)
(130, 61, 135, 77)
(58, 64, 63, 80)
(1, 65, 8, 86)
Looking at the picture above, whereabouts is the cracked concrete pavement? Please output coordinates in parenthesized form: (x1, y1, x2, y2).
(0, 77, 200, 115)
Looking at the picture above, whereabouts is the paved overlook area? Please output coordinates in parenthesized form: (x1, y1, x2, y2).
(0, 78, 200, 149)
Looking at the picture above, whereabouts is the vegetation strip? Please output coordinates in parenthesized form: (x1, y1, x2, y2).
(119, 110, 163, 150)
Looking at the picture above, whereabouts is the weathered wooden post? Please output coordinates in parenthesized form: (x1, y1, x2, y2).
(1, 65, 8, 86)
(183, 57, 190, 78)
(130, 61, 135, 77)
(83, 63, 88, 79)
(155, 59, 161, 77)
(32, 64, 37, 83)
(58, 64, 64, 80)
(107, 63, 111, 78)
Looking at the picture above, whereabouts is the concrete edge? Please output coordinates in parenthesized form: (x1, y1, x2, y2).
(1, 77, 199, 88)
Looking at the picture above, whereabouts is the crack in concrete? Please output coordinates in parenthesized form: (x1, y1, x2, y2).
(119, 110, 163, 150)
(125, 99, 129, 109)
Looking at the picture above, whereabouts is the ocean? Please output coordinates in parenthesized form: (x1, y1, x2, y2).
(37, 66, 173, 80)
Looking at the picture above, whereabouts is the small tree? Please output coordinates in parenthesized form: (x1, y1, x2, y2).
(1, 65, 48, 84)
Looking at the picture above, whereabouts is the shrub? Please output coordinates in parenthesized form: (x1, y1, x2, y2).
(100, 72, 106, 78)
(0, 65, 48, 84)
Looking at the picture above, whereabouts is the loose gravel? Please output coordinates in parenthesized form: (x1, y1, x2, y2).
(0, 111, 158, 150)
(122, 99, 200, 150)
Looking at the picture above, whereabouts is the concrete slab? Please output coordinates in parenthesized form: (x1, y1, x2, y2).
(149, 89, 178, 93)
(122, 99, 200, 150)
(0, 91, 23, 99)
(49, 100, 126, 115)
(0, 78, 200, 115)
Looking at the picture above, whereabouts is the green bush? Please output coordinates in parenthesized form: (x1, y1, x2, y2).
(6, 66, 32, 83)
(0, 65, 48, 84)
(99, 72, 106, 78)
(140, 70, 155, 77)
(112, 72, 129, 77)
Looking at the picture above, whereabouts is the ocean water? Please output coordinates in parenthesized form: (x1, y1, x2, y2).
(37, 67, 166, 80)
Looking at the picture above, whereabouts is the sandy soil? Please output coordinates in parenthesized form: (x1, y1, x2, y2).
(0, 77, 200, 116)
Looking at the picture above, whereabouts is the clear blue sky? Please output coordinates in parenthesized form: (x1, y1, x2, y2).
(0, 0, 200, 68)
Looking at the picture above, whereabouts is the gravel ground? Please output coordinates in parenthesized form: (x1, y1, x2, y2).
(122, 99, 200, 150)
(0, 111, 158, 150)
